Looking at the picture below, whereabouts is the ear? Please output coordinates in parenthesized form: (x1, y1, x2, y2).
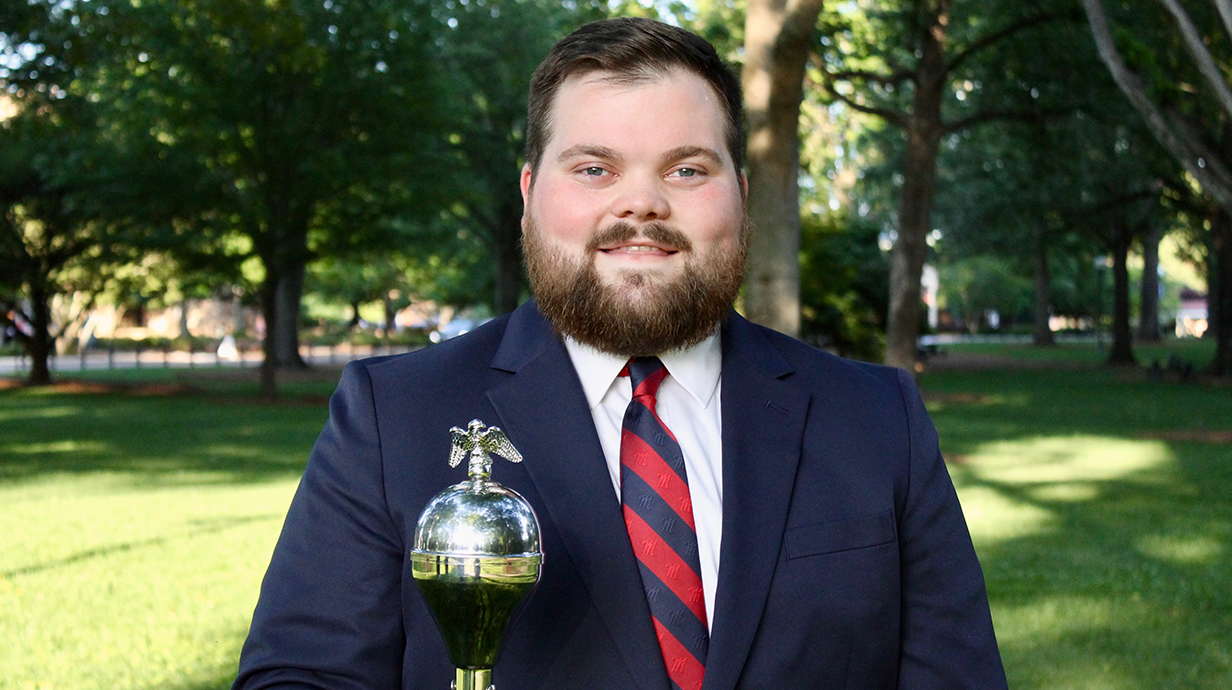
(740, 170, 748, 199)
(520, 163, 534, 208)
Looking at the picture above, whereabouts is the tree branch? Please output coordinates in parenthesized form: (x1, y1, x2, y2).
(826, 68, 915, 87)
(944, 107, 1070, 133)
(1163, 102, 1232, 184)
(823, 87, 909, 128)
(1157, 0, 1232, 119)
(947, 11, 1073, 76)
(1087, 187, 1160, 217)
(1213, 0, 1232, 49)
(1080, 0, 1232, 208)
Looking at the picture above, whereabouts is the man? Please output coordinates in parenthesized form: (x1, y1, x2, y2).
(235, 17, 1007, 690)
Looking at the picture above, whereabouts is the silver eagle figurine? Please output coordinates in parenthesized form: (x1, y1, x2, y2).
(449, 419, 523, 481)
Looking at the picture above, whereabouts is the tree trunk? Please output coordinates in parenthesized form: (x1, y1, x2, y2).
(493, 207, 523, 315)
(348, 301, 361, 331)
(1033, 223, 1055, 346)
(26, 279, 53, 386)
(273, 261, 307, 368)
(1108, 218, 1136, 366)
(884, 5, 948, 372)
(178, 299, 191, 339)
(742, 0, 824, 337)
(258, 273, 279, 402)
(383, 291, 396, 342)
(1210, 215, 1232, 376)
(1137, 225, 1161, 342)
(233, 294, 247, 336)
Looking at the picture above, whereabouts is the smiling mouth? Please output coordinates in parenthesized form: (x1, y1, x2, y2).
(599, 243, 678, 256)
(587, 221, 692, 256)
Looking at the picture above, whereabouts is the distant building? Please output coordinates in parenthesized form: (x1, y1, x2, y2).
(1176, 287, 1208, 338)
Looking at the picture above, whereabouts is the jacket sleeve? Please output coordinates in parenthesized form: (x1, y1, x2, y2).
(234, 361, 406, 690)
(894, 368, 1008, 690)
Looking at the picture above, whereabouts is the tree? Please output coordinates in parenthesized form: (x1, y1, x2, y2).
(434, 0, 598, 315)
(937, 255, 1032, 332)
(798, 210, 888, 359)
(742, 0, 825, 337)
(1081, 0, 1232, 375)
(36, 0, 454, 398)
(817, 0, 1073, 371)
(0, 102, 125, 384)
(935, 108, 1175, 363)
(1138, 224, 1163, 341)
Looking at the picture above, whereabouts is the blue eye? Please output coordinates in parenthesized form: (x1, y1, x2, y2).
(582, 167, 605, 176)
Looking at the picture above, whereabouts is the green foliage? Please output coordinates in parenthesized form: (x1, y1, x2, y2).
(937, 254, 1032, 331)
(7, 0, 466, 386)
(430, 0, 577, 311)
(306, 255, 413, 319)
(799, 211, 888, 360)
(0, 97, 141, 380)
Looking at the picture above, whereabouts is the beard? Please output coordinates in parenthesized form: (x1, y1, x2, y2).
(523, 216, 748, 357)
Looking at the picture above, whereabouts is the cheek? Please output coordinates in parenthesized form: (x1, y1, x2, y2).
(531, 184, 600, 242)
(688, 191, 745, 245)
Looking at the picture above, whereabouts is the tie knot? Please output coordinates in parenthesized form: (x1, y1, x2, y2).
(626, 356, 668, 399)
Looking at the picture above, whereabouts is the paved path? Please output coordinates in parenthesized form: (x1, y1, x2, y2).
(0, 344, 419, 377)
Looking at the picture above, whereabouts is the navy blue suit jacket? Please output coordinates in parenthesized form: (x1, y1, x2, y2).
(235, 301, 1007, 689)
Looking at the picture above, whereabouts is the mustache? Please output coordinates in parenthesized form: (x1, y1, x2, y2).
(585, 221, 693, 253)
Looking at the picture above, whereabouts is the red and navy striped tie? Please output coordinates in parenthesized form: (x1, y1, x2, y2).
(619, 356, 708, 690)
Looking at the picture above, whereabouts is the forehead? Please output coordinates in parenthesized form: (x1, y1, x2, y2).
(543, 68, 731, 163)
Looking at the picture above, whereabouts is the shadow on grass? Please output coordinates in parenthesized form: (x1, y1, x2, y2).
(2, 512, 283, 579)
(975, 464, 1231, 686)
(0, 374, 337, 485)
(924, 368, 1232, 688)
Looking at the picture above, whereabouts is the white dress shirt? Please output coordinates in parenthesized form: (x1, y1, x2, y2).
(564, 334, 723, 630)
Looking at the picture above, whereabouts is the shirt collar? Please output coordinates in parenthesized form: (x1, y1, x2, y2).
(564, 331, 722, 411)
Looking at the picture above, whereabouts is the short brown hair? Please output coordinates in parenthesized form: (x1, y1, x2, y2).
(525, 17, 743, 176)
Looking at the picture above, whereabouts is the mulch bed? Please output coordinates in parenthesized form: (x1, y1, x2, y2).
(0, 379, 195, 395)
(0, 371, 336, 406)
(1141, 429, 1232, 445)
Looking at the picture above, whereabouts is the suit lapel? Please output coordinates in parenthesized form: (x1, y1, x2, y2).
(703, 314, 810, 690)
(486, 303, 670, 690)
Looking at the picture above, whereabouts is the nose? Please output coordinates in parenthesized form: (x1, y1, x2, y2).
(613, 172, 670, 221)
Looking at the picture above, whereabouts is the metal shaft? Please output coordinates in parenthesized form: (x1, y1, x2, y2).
(454, 667, 493, 690)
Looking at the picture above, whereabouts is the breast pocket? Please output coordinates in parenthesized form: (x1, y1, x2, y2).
(784, 510, 897, 560)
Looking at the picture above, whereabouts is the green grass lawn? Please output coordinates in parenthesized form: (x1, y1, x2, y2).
(1, 346, 1229, 689)
(940, 335, 1216, 368)
(0, 371, 336, 690)
(922, 349, 1231, 688)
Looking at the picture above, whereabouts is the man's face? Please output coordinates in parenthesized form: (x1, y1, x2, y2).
(521, 68, 748, 356)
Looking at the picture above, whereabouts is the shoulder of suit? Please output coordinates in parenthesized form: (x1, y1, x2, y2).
(738, 318, 904, 391)
(350, 313, 512, 384)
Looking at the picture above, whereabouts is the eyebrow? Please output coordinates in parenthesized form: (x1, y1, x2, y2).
(555, 144, 726, 168)
(556, 145, 622, 164)
(663, 146, 724, 166)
